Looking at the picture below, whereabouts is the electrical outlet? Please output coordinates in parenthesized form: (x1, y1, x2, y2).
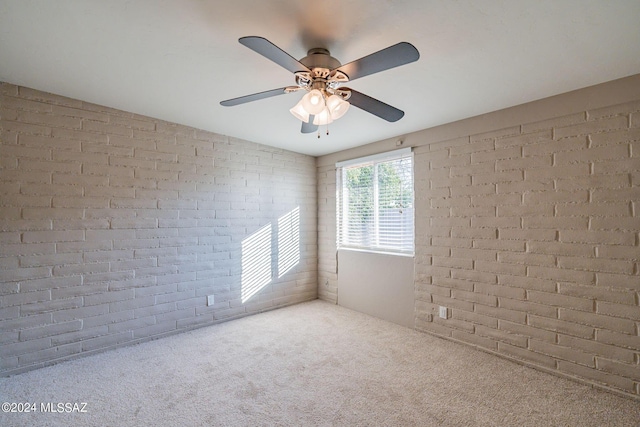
(207, 295, 215, 306)
(438, 306, 448, 319)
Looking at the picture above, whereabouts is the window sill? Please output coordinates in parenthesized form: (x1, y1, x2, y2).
(337, 247, 414, 258)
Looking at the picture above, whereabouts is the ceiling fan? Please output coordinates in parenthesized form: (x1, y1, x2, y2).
(220, 36, 420, 135)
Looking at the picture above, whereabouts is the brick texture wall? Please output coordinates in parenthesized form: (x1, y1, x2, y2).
(414, 103, 640, 397)
(0, 83, 317, 375)
(318, 95, 640, 398)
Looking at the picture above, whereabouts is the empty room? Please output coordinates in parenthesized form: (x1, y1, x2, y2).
(1, 1, 639, 425)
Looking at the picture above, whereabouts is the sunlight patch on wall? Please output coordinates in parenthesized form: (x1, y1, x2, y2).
(241, 223, 272, 303)
(277, 206, 300, 278)
(240, 206, 301, 303)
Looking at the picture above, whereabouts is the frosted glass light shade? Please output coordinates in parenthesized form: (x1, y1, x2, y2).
(289, 99, 310, 122)
(326, 95, 350, 120)
(301, 89, 325, 115)
(313, 107, 333, 125)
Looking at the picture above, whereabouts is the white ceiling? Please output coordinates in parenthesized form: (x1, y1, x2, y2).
(1, 1, 639, 157)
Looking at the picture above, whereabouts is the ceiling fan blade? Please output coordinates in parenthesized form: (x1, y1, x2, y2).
(239, 36, 311, 74)
(301, 115, 318, 134)
(344, 88, 405, 122)
(333, 42, 419, 82)
(220, 87, 290, 106)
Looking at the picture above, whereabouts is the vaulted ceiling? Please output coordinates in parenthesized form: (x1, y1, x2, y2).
(1, 0, 639, 156)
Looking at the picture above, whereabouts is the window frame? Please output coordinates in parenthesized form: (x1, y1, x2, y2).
(336, 148, 414, 256)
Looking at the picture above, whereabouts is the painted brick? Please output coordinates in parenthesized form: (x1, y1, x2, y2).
(524, 190, 589, 204)
(558, 282, 635, 305)
(473, 170, 523, 185)
(432, 277, 474, 292)
(558, 361, 634, 392)
(591, 187, 639, 203)
(498, 319, 556, 343)
(558, 335, 636, 365)
(596, 360, 639, 391)
(558, 309, 636, 335)
(596, 329, 640, 351)
(431, 295, 474, 312)
(554, 116, 628, 139)
(475, 304, 527, 324)
(475, 324, 528, 347)
(499, 341, 558, 368)
(558, 256, 633, 274)
(497, 251, 555, 267)
(474, 282, 526, 300)
(555, 202, 630, 217)
(588, 100, 640, 119)
(453, 309, 498, 328)
(499, 228, 556, 242)
(596, 272, 640, 291)
(499, 297, 557, 318)
(555, 173, 629, 191)
(452, 329, 498, 350)
(471, 146, 521, 164)
(471, 126, 520, 143)
(556, 143, 629, 164)
(109, 315, 157, 334)
(497, 179, 553, 194)
(495, 130, 553, 148)
(596, 244, 640, 260)
(2, 266, 51, 282)
(596, 301, 640, 321)
(560, 230, 635, 246)
(527, 290, 593, 312)
(591, 217, 640, 232)
(589, 127, 640, 146)
(530, 339, 595, 367)
(592, 158, 640, 175)
(528, 167, 592, 186)
(528, 315, 594, 339)
(451, 268, 496, 284)
(496, 205, 554, 217)
(521, 113, 586, 134)
(496, 155, 551, 171)
(81, 331, 133, 352)
(53, 262, 110, 277)
(451, 289, 497, 307)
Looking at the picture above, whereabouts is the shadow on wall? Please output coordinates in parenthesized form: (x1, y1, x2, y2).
(241, 206, 300, 303)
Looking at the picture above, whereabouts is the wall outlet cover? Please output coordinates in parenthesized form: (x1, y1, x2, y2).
(439, 306, 448, 319)
(207, 295, 215, 306)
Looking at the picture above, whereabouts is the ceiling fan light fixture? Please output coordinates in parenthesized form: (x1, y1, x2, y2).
(312, 107, 333, 126)
(301, 89, 325, 115)
(289, 99, 310, 122)
(221, 36, 420, 135)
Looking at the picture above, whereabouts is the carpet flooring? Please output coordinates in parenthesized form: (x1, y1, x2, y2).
(1, 300, 639, 426)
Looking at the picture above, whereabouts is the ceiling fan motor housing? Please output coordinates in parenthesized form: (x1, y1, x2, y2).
(296, 48, 350, 98)
(300, 48, 341, 71)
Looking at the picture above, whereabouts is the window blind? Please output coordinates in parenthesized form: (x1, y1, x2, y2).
(337, 148, 414, 255)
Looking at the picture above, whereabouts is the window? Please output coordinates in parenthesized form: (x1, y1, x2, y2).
(337, 148, 414, 255)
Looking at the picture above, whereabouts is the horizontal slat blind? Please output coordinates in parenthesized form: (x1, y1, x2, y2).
(337, 149, 413, 255)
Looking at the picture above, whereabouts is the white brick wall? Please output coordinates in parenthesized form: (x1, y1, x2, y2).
(0, 83, 317, 374)
(416, 102, 640, 397)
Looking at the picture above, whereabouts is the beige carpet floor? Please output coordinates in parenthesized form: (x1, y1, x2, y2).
(1, 300, 639, 426)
